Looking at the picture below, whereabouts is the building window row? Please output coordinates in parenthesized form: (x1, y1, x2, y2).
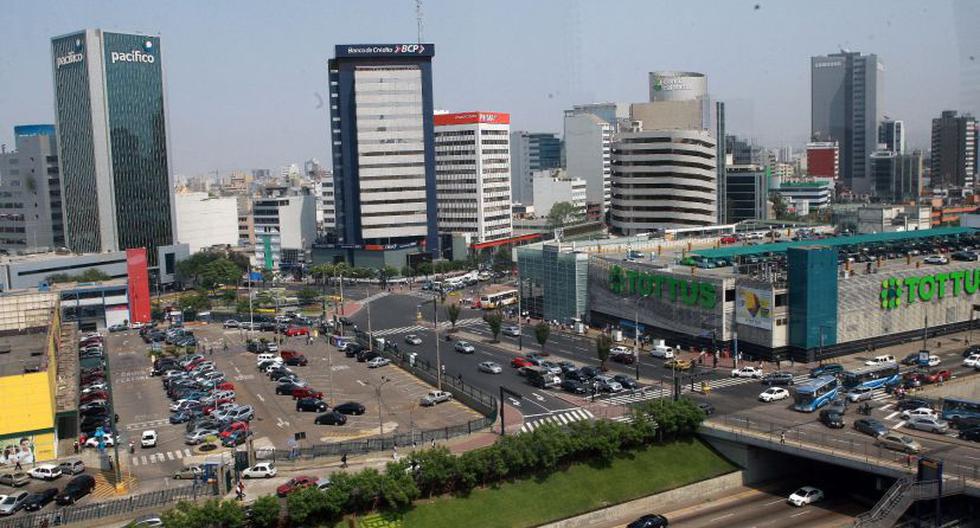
(361, 149, 425, 157)
(361, 210, 428, 218)
(613, 160, 715, 171)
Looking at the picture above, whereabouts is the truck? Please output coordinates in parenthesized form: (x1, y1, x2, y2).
(525, 367, 561, 389)
(420, 390, 453, 407)
(649, 339, 675, 359)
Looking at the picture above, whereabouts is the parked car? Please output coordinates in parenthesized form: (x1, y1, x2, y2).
(611, 351, 636, 365)
(57, 460, 85, 476)
(626, 514, 669, 528)
(923, 255, 949, 265)
(333, 402, 366, 415)
(906, 416, 950, 434)
(0, 491, 30, 515)
(277, 476, 317, 497)
(819, 409, 845, 429)
(223, 319, 240, 328)
(478, 361, 502, 374)
(454, 341, 475, 354)
(367, 357, 391, 368)
(296, 398, 329, 413)
(761, 372, 795, 386)
(221, 430, 253, 447)
(284, 355, 309, 367)
(759, 387, 790, 402)
(561, 379, 588, 394)
(284, 326, 310, 337)
(0, 472, 29, 487)
(854, 418, 888, 437)
(510, 357, 533, 368)
(964, 354, 980, 368)
(55, 474, 96, 505)
(695, 401, 716, 416)
(958, 427, 980, 442)
(421, 390, 453, 406)
(184, 429, 219, 445)
(242, 463, 277, 479)
(22, 488, 59, 512)
(613, 374, 639, 390)
(877, 433, 922, 454)
(787, 486, 824, 507)
(276, 381, 307, 395)
(291, 387, 324, 401)
(404, 334, 423, 345)
(595, 376, 623, 393)
(314, 411, 347, 425)
(28, 465, 62, 481)
(732, 366, 764, 378)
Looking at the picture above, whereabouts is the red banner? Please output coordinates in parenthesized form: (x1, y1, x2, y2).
(434, 112, 510, 126)
(126, 248, 152, 324)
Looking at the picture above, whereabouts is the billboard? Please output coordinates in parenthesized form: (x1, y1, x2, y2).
(433, 112, 510, 126)
(126, 247, 151, 324)
(335, 43, 434, 58)
(736, 287, 773, 330)
(1, 436, 35, 467)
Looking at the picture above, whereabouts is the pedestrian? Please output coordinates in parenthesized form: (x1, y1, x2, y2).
(209, 346, 213, 356)
(72, 441, 79, 454)
(392, 445, 399, 461)
(431, 439, 436, 449)
(779, 431, 786, 445)
(341, 453, 348, 468)
(223, 340, 228, 351)
(457, 373, 463, 384)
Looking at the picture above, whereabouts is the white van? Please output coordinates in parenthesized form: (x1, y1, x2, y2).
(864, 354, 897, 366)
(649, 339, 675, 359)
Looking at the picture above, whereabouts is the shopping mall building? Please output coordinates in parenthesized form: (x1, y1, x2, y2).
(517, 226, 980, 362)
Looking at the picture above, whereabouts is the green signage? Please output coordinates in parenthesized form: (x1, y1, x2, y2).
(608, 265, 718, 309)
(880, 269, 980, 310)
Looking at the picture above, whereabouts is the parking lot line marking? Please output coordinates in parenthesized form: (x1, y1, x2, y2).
(166, 451, 174, 460)
(885, 411, 900, 420)
(184, 448, 192, 457)
(174, 450, 183, 459)
(357, 380, 367, 386)
(879, 404, 893, 411)
(892, 420, 907, 429)
(256, 393, 265, 402)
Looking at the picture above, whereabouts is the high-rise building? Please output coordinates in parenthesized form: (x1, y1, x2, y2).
(531, 169, 587, 221)
(811, 51, 883, 194)
(930, 110, 977, 188)
(563, 110, 613, 215)
(434, 112, 513, 243)
(726, 135, 767, 166)
(328, 44, 437, 262)
(0, 125, 64, 251)
(806, 142, 840, 179)
(878, 119, 906, 154)
(568, 102, 630, 131)
(510, 132, 561, 205)
(646, 71, 710, 129)
(51, 29, 176, 263)
(724, 164, 769, 223)
(174, 192, 239, 253)
(252, 187, 315, 271)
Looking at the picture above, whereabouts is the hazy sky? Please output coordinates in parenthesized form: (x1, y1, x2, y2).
(1, 0, 976, 176)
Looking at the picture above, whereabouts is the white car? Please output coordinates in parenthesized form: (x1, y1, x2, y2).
(241, 462, 277, 479)
(84, 434, 115, 448)
(502, 326, 521, 337)
(454, 341, 475, 354)
(965, 354, 980, 368)
(901, 407, 938, 420)
(923, 255, 948, 265)
(787, 486, 824, 507)
(366, 357, 391, 368)
(732, 366, 764, 378)
(478, 361, 502, 374)
(28, 464, 62, 481)
(610, 345, 631, 355)
(140, 430, 158, 448)
(926, 355, 941, 367)
(421, 390, 453, 407)
(759, 387, 790, 402)
(404, 334, 423, 345)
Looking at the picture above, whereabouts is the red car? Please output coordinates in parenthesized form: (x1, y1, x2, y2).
(720, 236, 738, 245)
(511, 357, 532, 368)
(277, 476, 317, 497)
(214, 381, 235, 392)
(284, 326, 310, 337)
(218, 421, 249, 439)
(292, 387, 324, 400)
(280, 350, 301, 360)
(80, 391, 109, 403)
(925, 370, 952, 384)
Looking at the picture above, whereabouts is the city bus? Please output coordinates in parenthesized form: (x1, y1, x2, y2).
(793, 376, 840, 412)
(841, 363, 901, 391)
(941, 398, 980, 424)
(478, 288, 518, 310)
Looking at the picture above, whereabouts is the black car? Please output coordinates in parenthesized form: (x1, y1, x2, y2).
(613, 374, 638, 390)
(627, 514, 669, 528)
(958, 427, 980, 442)
(333, 402, 366, 415)
(315, 411, 347, 425)
(356, 350, 381, 363)
(761, 372, 795, 386)
(819, 409, 845, 429)
(284, 355, 308, 366)
(611, 352, 635, 365)
(695, 401, 715, 416)
(186, 418, 223, 433)
(564, 369, 589, 382)
(22, 488, 58, 512)
(578, 366, 601, 380)
(964, 345, 980, 358)
(826, 397, 848, 416)
(247, 342, 268, 354)
(296, 398, 329, 413)
(950, 415, 980, 431)
(558, 361, 578, 375)
(561, 379, 588, 394)
(344, 344, 364, 358)
(56, 474, 95, 505)
(853, 418, 888, 437)
(895, 398, 932, 412)
(269, 369, 298, 382)
(276, 382, 306, 395)
(900, 352, 921, 366)
(809, 364, 844, 378)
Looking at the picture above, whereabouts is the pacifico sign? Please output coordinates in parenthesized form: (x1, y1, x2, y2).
(880, 269, 980, 310)
(608, 265, 718, 309)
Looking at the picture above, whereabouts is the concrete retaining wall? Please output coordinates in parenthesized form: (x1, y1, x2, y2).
(536, 471, 745, 528)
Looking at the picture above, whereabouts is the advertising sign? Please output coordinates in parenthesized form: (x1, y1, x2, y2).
(880, 268, 980, 310)
(607, 265, 717, 309)
(335, 43, 434, 58)
(433, 112, 510, 126)
(1, 436, 35, 466)
(735, 287, 773, 330)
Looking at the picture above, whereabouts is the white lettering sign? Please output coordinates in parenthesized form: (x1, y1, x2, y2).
(56, 52, 84, 68)
(345, 44, 426, 55)
(110, 50, 155, 64)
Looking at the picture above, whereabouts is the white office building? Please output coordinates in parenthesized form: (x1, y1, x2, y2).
(532, 169, 587, 220)
(174, 192, 239, 253)
(252, 190, 315, 271)
(563, 110, 613, 215)
(434, 112, 513, 243)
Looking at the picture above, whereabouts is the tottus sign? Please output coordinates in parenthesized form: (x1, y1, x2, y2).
(607, 265, 718, 309)
(880, 268, 980, 310)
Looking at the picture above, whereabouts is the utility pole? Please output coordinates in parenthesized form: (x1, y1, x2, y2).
(516, 274, 523, 350)
(367, 290, 373, 352)
(633, 305, 640, 381)
(376, 376, 391, 436)
(433, 291, 441, 390)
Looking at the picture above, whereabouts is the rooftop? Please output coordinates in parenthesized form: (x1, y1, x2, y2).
(0, 330, 50, 377)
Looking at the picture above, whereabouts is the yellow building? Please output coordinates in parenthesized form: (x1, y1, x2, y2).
(0, 290, 62, 466)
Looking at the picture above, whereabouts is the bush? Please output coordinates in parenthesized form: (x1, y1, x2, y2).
(161, 499, 245, 528)
(249, 495, 280, 528)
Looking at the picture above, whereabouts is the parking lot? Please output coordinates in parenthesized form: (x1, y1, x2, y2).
(103, 320, 480, 489)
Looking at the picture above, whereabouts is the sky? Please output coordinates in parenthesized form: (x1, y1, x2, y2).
(0, 0, 976, 176)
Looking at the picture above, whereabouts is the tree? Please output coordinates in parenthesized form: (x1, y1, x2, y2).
(400, 265, 414, 279)
(285, 486, 326, 526)
(417, 261, 433, 277)
(446, 303, 461, 331)
(546, 201, 580, 229)
(378, 265, 399, 289)
(200, 258, 242, 292)
(46, 268, 111, 284)
(161, 499, 245, 528)
(534, 322, 550, 354)
(596, 333, 612, 371)
(297, 287, 319, 306)
(178, 292, 211, 313)
(771, 192, 789, 220)
(483, 310, 503, 342)
(248, 495, 281, 528)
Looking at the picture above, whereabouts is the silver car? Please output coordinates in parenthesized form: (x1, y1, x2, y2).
(539, 362, 563, 376)
(0, 491, 30, 515)
(876, 433, 922, 454)
(595, 376, 623, 393)
(906, 416, 950, 434)
(184, 428, 219, 445)
(478, 361, 502, 374)
(0, 472, 29, 487)
(846, 387, 874, 402)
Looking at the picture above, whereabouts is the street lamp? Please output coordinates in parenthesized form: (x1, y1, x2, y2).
(373, 376, 392, 437)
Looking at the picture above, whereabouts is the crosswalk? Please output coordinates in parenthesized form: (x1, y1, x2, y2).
(123, 418, 170, 431)
(360, 291, 391, 304)
(371, 318, 484, 338)
(519, 408, 594, 433)
(130, 448, 192, 467)
(595, 374, 813, 406)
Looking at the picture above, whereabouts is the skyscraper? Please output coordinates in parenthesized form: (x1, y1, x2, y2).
(878, 119, 906, 154)
(0, 125, 64, 251)
(563, 110, 613, 217)
(811, 51, 883, 194)
(510, 132, 560, 205)
(328, 44, 438, 261)
(930, 110, 977, 188)
(51, 29, 176, 263)
(434, 112, 513, 243)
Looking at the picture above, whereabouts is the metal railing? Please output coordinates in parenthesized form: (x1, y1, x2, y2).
(0, 483, 213, 528)
(853, 476, 967, 527)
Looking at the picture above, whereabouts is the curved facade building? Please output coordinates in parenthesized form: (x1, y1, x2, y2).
(610, 130, 717, 233)
(648, 71, 707, 102)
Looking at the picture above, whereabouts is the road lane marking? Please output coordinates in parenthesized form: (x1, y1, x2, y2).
(140, 455, 148, 465)
(531, 393, 545, 402)
(709, 513, 735, 523)
(765, 498, 785, 505)
(791, 510, 810, 517)
(184, 449, 192, 457)
(174, 450, 183, 459)
(356, 380, 366, 386)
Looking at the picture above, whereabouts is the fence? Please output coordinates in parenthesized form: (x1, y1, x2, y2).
(0, 483, 212, 528)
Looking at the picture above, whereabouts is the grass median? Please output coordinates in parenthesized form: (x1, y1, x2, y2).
(383, 438, 735, 528)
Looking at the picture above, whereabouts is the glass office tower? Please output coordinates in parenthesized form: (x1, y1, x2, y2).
(51, 29, 175, 263)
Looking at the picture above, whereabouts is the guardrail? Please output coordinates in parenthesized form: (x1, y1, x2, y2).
(852, 476, 967, 527)
(0, 483, 212, 528)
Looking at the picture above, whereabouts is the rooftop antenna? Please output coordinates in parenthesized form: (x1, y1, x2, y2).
(415, 0, 424, 43)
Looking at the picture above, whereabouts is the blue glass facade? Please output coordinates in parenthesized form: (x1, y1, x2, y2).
(788, 247, 838, 351)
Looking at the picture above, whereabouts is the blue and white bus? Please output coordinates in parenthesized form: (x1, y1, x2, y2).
(841, 363, 901, 391)
(941, 398, 980, 424)
(793, 376, 840, 412)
